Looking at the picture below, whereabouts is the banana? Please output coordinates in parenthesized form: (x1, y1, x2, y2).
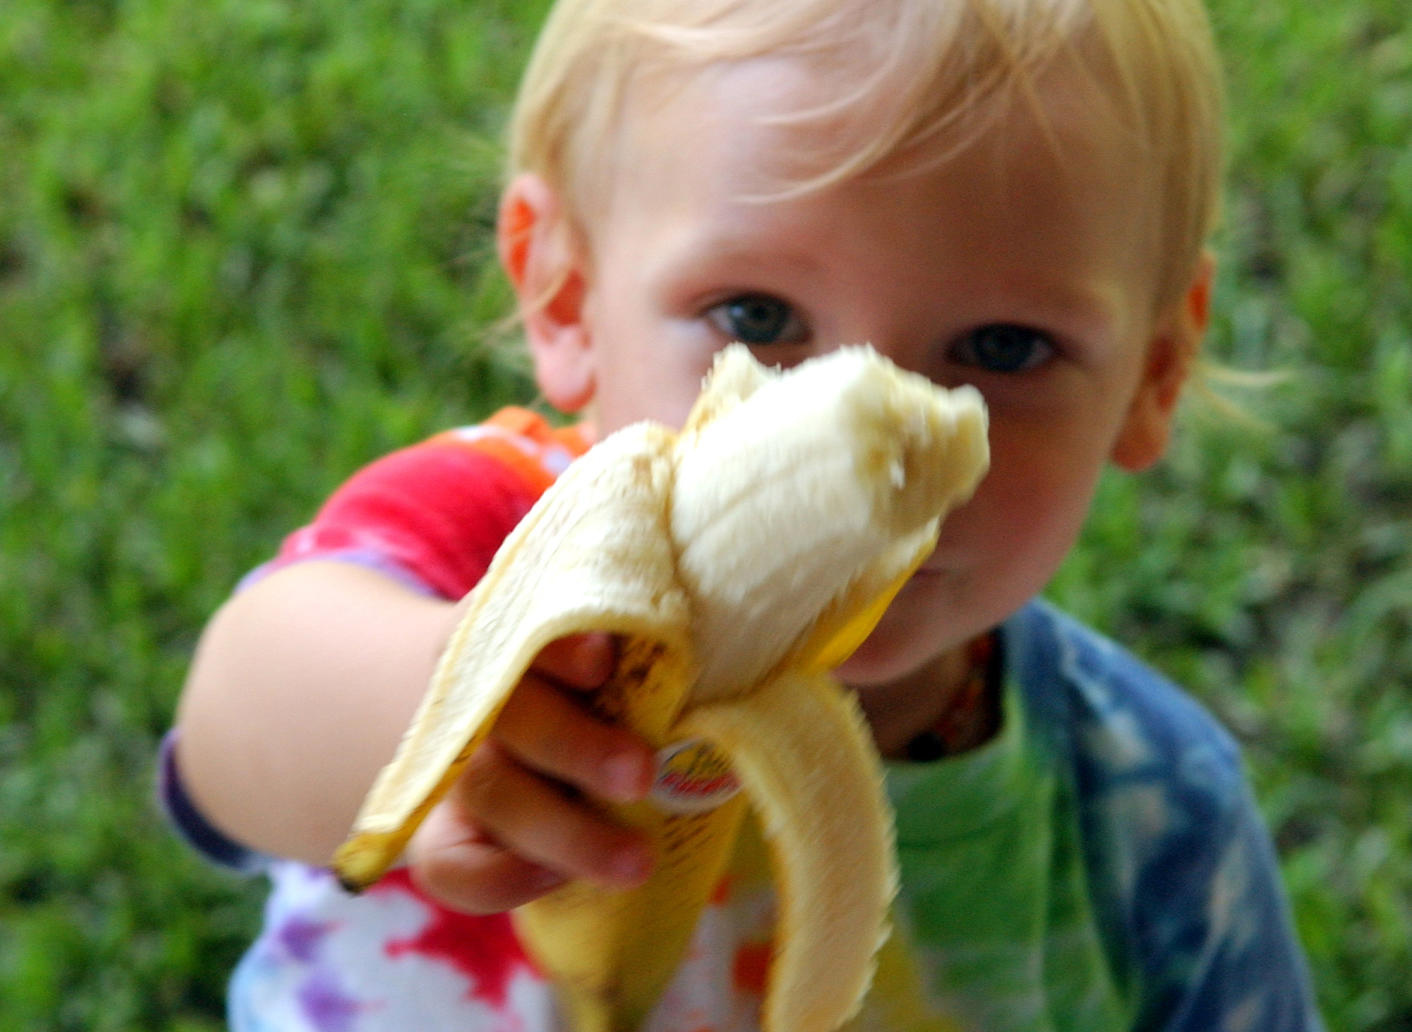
(332, 344, 989, 1032)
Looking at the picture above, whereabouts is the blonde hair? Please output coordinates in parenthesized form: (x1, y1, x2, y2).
(507, 0, 1224, 314)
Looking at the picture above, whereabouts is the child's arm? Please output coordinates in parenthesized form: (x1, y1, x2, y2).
(173, 559, 655, 911)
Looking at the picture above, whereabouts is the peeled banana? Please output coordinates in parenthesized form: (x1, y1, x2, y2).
(332, 344, 990, 1032)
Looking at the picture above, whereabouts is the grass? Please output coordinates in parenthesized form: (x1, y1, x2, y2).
(0, 0, 1407, 1029)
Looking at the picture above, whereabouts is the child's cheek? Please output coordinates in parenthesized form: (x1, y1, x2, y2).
(942, 456, 1096, 600)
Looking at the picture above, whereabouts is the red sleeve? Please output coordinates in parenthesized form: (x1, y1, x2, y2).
(269, 439, 543, 601)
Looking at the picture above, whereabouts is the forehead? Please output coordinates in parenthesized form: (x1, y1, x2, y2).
(609, 58, 819, 200)
(610, 51, 1155, 228)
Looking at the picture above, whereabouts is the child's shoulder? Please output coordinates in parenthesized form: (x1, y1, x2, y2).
(1004, 602, 1324, 1027)
(1006, 598, 1244, 793)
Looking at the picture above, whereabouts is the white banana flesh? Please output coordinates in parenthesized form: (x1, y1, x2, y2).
(333, 344, 989, 1032)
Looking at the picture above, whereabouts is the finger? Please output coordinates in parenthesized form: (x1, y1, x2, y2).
(532, 633, 616, 691)
(495, 676, 654, 803)
(407, 804, 566, 914)
(462, 741, 654, 889)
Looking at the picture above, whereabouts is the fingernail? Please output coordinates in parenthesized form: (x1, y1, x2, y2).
(603, 752, 649, 802)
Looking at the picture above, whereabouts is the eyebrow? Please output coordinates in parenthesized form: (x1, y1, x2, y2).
(650, 225, 827, 293)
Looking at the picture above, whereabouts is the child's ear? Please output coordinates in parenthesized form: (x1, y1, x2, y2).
(1111, 252, 1214, 472)
(497, 173, 595, 412)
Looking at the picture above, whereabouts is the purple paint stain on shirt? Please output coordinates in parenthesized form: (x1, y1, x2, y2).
(278, 916, 335, 963)
(297, 971, 362, 1032)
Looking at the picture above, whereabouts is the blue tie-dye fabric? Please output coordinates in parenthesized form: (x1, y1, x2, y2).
(877, 599, 1323, 1031)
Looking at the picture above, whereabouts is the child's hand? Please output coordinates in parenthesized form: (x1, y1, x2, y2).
(405, 632, 657, 914)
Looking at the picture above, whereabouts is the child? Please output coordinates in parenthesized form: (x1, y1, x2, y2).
(165, 0, 1325, 1028)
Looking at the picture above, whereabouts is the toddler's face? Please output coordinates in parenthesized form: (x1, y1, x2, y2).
(521, 57, 1203, 689)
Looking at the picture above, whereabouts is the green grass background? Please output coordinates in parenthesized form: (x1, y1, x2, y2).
(1, 0, 1407, 1029)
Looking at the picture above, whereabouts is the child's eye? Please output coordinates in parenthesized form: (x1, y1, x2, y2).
(705, 294, 808, 346)
(950, 324, 1055, 373)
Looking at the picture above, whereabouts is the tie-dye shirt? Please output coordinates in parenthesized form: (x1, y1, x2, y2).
(162, 409, 1323, 1032)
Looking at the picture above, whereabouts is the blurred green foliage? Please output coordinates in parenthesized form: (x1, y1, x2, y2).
(0, 0, 1407, 1029)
